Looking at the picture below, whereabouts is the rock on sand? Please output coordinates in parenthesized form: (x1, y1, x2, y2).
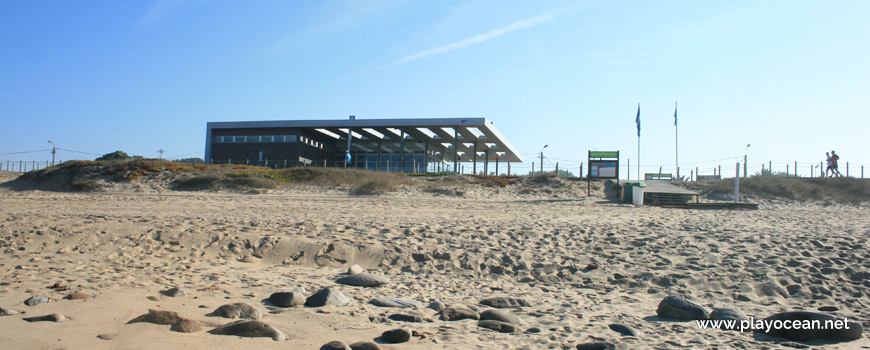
(655, 295, 711, 320)
(208, 320, 287, 341)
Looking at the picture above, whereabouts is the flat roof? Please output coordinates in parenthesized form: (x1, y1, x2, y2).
(206, 117, 524, 162)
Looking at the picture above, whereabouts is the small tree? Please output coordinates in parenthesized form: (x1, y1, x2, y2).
(96, 150, 131, 161)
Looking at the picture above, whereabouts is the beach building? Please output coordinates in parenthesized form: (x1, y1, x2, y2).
(205, 117, 524, 173)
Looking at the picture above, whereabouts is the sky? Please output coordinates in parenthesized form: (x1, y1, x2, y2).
(2, 0, 868, 179)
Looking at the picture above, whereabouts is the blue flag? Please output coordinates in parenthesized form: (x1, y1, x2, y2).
(674, 101, 678, 126)
(635, 103, 641, 137)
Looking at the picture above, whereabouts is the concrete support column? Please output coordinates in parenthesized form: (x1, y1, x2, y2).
(399, 131, 406, 172)
(377, 140, 382, 171)
(453, 128, 459, 173)
(472, 142, 478, 174)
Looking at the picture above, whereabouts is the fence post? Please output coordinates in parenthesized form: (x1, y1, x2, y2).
(718, 165, 721, 179)
(508, 162, 511, 176)
(580, 162, 583, 179)
(762, 163, 765, 176)
(531, 162, 534, 175)
(386, 159, 390, 172)
(555, 162, 558, 176)
(20, 160, 23, 172)
(846, 162, 849, 177)
(810, 164, 813, 178)
(786, 164, 789, 177)
(734, 162, 740, 202)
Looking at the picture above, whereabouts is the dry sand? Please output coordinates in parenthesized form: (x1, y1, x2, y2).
(0, 171, 868, 349)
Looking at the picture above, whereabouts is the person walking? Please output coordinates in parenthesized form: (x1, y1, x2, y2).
(344, 150, 352, 168)
(831, 150, 841, 177)
(825, 152, 833, 177)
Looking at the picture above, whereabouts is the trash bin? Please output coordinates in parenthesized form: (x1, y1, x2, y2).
(632, 182, 646, 206)
(621, 182, 642, 203)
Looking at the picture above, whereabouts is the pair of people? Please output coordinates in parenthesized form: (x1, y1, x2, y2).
(825, 151, 842, 177)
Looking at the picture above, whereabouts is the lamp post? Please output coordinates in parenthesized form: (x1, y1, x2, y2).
(744, 144, 751, 178)
(540, 145, 548, 174)
(48, 140, 56, 166)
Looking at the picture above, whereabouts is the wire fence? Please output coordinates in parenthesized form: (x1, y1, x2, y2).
(1, 157, 867, 181)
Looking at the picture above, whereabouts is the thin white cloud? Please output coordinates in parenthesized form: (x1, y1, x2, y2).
(396, 12, 556, 65)
(363, 11, 558, 74)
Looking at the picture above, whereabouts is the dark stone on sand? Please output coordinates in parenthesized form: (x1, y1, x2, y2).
(380, 327, 412, 343)
(608, 324, 638, 337)
(170, 319, 202, 333)
(160, 287, 186, 298)
(127, 309, 185, 325)
(213, 302, 262, 319)
(817, 306, 839, 312)
(336, 273, 389, 287)
(24, 295, 49, 306)
(438, 305, 479, 321)
(23, 313, 67, 322)
(480, 296, 530, 308)
(97, 333, 118, 340)
(757, 311, 863, 342)
(480, 309, 521, 325)
(349, 341, 383, 350)
(525, 327, 542, 333)
(711, 308, 748, 330)
(388, 313, 425, 323)
(655, 295, 711, 320)
(320, 341, 352, 350)
(576, 342, 616, 350)
(478, 320, 520, 333)
(305, 287, 350, 307)
(208, 320, 287, 341)
(269, 291, 306, 307)
(370, 297, 421, 308)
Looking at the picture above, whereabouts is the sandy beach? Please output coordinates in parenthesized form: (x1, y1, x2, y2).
(1, 171, 868, 349)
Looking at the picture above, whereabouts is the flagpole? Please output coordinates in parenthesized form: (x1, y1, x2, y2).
(636, 103, 641, 181)
(675, 101, 679, 180)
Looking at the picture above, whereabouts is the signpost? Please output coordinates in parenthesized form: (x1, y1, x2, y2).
(588, 151, 620, 195)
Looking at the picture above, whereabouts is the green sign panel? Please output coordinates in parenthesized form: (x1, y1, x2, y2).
(589, 151, 619, 158)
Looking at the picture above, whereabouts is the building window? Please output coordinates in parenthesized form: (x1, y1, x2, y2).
(260, 136, 273, 142)
(214, 136, 223, 143)
(234, 136, 246, 143)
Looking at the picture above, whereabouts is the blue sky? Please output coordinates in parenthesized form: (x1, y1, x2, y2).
(2, 0, 868, 178)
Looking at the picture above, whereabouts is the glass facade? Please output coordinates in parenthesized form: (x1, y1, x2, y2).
(342, 140, 444, 172)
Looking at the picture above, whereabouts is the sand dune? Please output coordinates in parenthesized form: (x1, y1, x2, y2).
(0, 172, 867, 349)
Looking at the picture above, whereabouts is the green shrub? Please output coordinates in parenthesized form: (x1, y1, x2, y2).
(95, 151, 131, 161)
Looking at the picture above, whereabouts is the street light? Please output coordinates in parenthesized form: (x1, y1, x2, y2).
(48, 140, 56, 166)
(744, 144, 751, 178)
(540, 145, 548, 174)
